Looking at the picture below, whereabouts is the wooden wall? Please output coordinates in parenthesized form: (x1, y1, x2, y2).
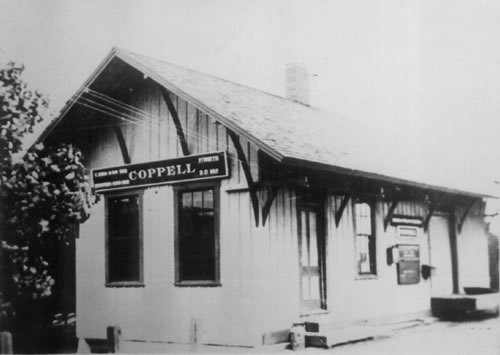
(326, 196, 432, 322)
(77, 78, 259, 182)
(456, 202, 490, 289)
(73, 76, 492, 347)
(74, 78, 298, 346)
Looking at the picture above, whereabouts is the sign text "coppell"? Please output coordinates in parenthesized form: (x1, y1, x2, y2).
(92, 151, 228, 192)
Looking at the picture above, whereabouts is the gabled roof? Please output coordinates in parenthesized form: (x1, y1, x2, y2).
(40, 47, 497, 198)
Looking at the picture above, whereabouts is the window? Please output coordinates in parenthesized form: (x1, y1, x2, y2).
(175, 184, 220, 286)
(354, 201, 376, 276)
(106, 192, 143, 286)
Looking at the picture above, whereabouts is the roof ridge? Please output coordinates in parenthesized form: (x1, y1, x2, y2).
(115, 47, 338, 115)
(38, 46, 496, 197)
(116, 47, 384, 134)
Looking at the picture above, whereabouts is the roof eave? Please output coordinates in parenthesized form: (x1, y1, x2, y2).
(38, 47, 285, 163)
(282, 157, 497, 199)
(36, 48, 494, 199)
(112, 48, 285, 162)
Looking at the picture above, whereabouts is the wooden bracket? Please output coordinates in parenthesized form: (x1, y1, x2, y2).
(457, 198, 477, 234)
(335, 195, 350, 227)
(160, 87, 190, 156)
(448, 207, 460, 294)
(384, 194, 401, 231)
(112, 125, 131, 164)
(228, 130, 260, 226)
(423, 194, 446, 232)
(262, 185, 279, 226)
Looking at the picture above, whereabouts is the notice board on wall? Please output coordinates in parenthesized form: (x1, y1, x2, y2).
(397, 244, 420, 285)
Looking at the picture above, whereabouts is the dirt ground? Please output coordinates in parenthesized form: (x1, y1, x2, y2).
(71, 315, 499, 354)
(296, 316, 499, 355)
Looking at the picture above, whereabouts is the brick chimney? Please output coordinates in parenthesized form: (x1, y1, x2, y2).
(286, 63, 309, 105)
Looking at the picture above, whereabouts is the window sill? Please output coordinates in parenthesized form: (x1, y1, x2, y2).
(105, 281, 145, 288)
(355, 274, 378, 281)
(175, 281, 221, 287)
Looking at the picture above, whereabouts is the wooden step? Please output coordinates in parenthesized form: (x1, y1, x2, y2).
(304, 326, 376, 348)
(298, 317, 435, 348)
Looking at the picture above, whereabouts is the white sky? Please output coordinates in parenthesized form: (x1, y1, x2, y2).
(1, 0, 500, 184)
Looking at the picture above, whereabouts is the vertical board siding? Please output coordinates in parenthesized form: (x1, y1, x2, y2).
(326, 195, 432, 322)
(175, 96, 185, 157)
(75, 77, 490, 347)
(76, 79, 292, 346)
(157, 91, 169, 159)
(186, 104, 197, 154)
(388, 199, 428, 220)
(84, 125, 120, 169)
(457, 203, 490, 288)
(83, 80, 248, 167)
(250, 187, 300, 334)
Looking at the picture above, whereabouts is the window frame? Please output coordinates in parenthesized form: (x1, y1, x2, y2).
(353, 198, 377, 279)
(173, 181, 221, 287)
(105, 190, 144, 288)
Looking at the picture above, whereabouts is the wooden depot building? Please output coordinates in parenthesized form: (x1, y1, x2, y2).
(39, 48, 498, 350)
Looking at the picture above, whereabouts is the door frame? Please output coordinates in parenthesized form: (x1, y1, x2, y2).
(428, 211, 457, 296)
(297, 194, 327, 313)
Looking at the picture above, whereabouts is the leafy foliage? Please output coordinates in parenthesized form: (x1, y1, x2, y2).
(2, 143, 93, 300)
(0, 62, 94, 333)
(0, 62, 47, 175)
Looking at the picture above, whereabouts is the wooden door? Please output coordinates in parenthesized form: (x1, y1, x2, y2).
(299, 204, 326, 313)
(429, 215, 454, 296)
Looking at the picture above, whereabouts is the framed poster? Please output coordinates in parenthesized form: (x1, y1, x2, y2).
(397, 244, 420, 285)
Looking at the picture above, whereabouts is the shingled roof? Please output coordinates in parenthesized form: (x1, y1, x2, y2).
(41, 47, 497, 197)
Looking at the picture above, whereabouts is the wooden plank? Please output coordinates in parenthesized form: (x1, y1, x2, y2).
(174, 96, 185, 157)
(157, 86, 169, 159)
(262, 185, 279, 226)
(262, 329, 290, 345)
(448, 209, 460, 294)
(248, 141, 260, 183)
(185, 103, 196, 154)
(228, 130, 259, 226)
(193, 109, 200, 154)
(384, 196, 401, 231)
(335, 195, 350, 227)
(457, 199, 477, 234)
(160, 87, 190, 156)
(206, 115, 216, 152)
(112, 125, 131, 164)
(153, 85, 162, 160)
(106, 326, 122, 353)
(224, 184, 250, 193)
(199, 112, 208, 152)
(215, 121, 222, 151)
(423, 194, 446, 232)
(182, 98, 189, 156)
(136, 82, 149, 162)
(145, 82, 151, 160)
(227, 133, 239, 184)
(147, 83, 155, 160)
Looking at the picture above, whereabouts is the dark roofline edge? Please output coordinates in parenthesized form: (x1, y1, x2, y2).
(38, 47, 284, 163)
(282, 157, 497, 199)
(35, 48, 496, 199)
(113, 48, 285, 162)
